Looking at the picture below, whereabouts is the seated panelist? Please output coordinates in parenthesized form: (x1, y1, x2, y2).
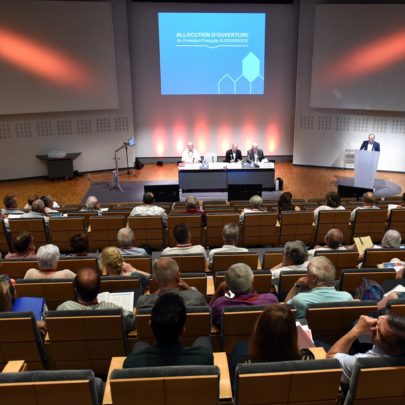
(181, 141, 201, 163)
(246, 142, 265, 163)
(224, 143, 242, 163)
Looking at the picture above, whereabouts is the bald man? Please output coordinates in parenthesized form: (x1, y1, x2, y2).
(360, 133, 380, 152)
(57, 267, 135, 330)
(224, 144, 242, 163)
(181, 142, 201, 163)
(246, 142, 265, 163)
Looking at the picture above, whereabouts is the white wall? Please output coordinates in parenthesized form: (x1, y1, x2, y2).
(293, 0, 405, 172)
(0, 0, 135, 181)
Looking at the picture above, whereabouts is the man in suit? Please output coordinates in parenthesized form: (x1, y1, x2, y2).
(224, 143, 242, 163)
(246, 142, 265, 163)
(360, 133, 380, 152)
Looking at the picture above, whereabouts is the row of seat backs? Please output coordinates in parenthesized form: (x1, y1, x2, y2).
(3, 207, 402, 255)
(2, 356, 405, 405)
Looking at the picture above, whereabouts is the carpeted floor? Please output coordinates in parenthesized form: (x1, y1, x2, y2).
(336, 177, 401, 198)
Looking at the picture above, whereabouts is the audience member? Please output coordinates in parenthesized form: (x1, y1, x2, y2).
(327, 314, 405, 384)
(185, 196, 206, 225)
(270, 240, 309, 287)
(57, 267, 135, 331)
(124, 294, 213, 368)
(2, 195, 24, 215)
(5, 231, 37, 259)
(24, 244, 75, 279)
(40, 195, 59, 215)
(117, 227, 148, 256)
(98, 246, 150, 279)
(80, 196, 102, 214)
(23, 194, 39, 211)
(20, 199, 49, 223)
(208, 223, 248, 267)
(210, 263, 278, 327)
(313, 192, 345, 224)
(161, 223, 207, 258)
(286, 256, 353, 318)
(350, 192, 380, 222)
(69, 233, 93, 257)
(308, 228, 346, 257)
(129, 192, 168, 227)
(239, 195, 267, 223)
(0, 274, 47, 335)
(230, 304, 314, 380)
(277, 192, 299, 222)
(136, 257, 207, 309)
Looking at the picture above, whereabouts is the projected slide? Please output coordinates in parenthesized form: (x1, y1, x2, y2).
(158, 13, 266, 95)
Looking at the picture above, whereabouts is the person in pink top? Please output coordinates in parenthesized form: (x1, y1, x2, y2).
(5, 232, 37, 259)
(24, 244, 75, 279)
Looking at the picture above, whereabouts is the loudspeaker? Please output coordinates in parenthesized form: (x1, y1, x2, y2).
(134, 158, 144, 170)
(144, 184, 180, 202)
(337, 184, 373, 200)
(228, 184, 262, 201)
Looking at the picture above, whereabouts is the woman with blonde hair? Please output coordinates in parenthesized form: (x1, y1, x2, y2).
(98, 246, 150, 282)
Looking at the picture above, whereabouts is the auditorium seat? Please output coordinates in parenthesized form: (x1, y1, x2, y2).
(314, 210, 351, 244)
(88, 216, 126, 252)
(149, 272, 207, 295)
(221, 305, 265, 354)
(49, 217, 86, 252)
(103, 211, 131, 222)
(344, 357, 405, 405)
(278, 270, 307, 301)
(127, 216, 164, 250)
(351, 209, 388, 243)
(306, 301, 378, 345)
(313, 250, 360, 279)
(168, 214, 202, 246)
(235, 359, 342, 405)
(0, 219, 11, 256)
(362, 248, 405, 268)
(122, 255, 152, 274)
(135, 306, 211, 346)
(8, 218, 48, 249)
(241, 212, 279, 247)
(0, 312, 47, 370)
(161, 254, 206, 273)
(205, 212, 240, 248)
(387, 298, 405, 316)
(211, 252, 259, 273)
(106, 363, 220, 405)
(46, 309, 127, 376)
(338, 268, 397, 296)
(67, 211, 96, 227)
(0, 367, 103, 405)
(279, 211, 314, 245)
(262, 249, 284, 270)
(214, 270, 272, 294)
(387, 208, 405, 234)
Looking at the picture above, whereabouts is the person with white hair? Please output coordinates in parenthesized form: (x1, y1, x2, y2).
(80, 196, 102, 214)
(181, 141, 201, 163)
(117, 228, 148, 256)
(246, 142, 265, 163)
(24, 244, 76, 279)
(209, 263, 278, 326)
(239, 195, 267, 223)
(224, 143, 242, 163)
(286, 256, 353, 318)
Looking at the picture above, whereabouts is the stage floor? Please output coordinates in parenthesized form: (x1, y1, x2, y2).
(1, 163, 404, 205)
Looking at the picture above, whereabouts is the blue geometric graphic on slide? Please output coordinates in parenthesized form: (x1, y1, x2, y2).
(218, 52, 264, 95)
(158, 12, 266, 95)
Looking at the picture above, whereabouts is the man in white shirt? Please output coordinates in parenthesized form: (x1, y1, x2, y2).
(161, 223, 207, 259)
(181, 141, 201, 163)
(129, 192, 168, 227)
(208, 223, 248, 267)
(350, 192, 380, 222)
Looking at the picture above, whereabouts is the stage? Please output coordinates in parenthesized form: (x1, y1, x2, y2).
(1, 162, 404, 206)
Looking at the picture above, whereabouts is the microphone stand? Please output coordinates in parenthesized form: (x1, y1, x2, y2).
(109, 143, 127, 193)
(121, 143, 137, 177)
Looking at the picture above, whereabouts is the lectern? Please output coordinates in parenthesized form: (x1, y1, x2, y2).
(354, 150, 380, 189)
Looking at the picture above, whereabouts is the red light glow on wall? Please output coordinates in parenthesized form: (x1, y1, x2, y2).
(0, 27, 94, 90)
(153, 126, 167, 157)
(321, 28, 405, 85)
(266, 123, 279, 153)
(218, 124, 232, 153)
(194, 118, 209, 154)
(173, 120, 187, 154)
(242, 120, 258, 151)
